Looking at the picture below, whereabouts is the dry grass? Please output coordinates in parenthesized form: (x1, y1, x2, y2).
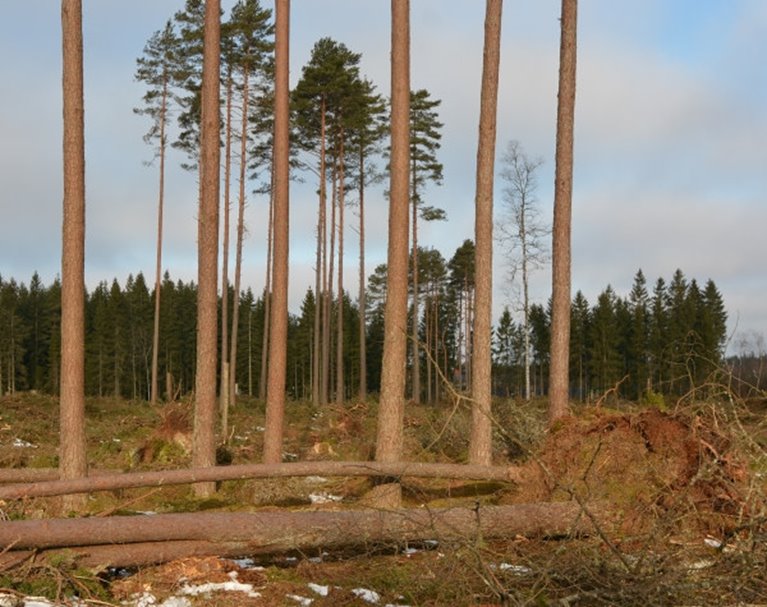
(0, 390, 766, 605)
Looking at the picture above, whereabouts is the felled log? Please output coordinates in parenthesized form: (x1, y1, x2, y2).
(0, 461, 522, 501)
(0, 501, 611, 569)
(0, 468, 110, 484)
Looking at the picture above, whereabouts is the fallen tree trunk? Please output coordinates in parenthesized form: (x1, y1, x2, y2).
(0, 468, 110, 484)
(0, 502, 612, 569)
(0, 461, 521, 501)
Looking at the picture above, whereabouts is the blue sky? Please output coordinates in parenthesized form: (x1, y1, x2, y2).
(1, 1, 765, 354)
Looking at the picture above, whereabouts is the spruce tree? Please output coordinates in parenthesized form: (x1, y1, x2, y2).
(628, 269, 650, 399)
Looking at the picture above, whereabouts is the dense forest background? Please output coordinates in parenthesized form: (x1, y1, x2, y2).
(1, 261, 746, 404)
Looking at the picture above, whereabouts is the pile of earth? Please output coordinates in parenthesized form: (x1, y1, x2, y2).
(500, 406, 764, 538)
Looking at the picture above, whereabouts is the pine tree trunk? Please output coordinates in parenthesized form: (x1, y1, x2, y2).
(150, 77, 168, 405)
(549, 0, 578, 423)
(327, 162, 337, 400)
(192, 0, 221, 498)
(373, 0, 410, 508)
(411, 167, 420, 404)
(229, 66, 251, 409)
(259, 187, 273, 401)
(220, 72, 234, 436)
(469, 0, 502, 467)
(358, 145, 367, 402)
(336, 131, 345, 406)
(262, 0, 290, 464)
(60, 0, 88, 513)
(317, 101, 329, 405)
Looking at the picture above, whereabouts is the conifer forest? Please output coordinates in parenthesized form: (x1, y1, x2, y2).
(0, 266, 732, 403)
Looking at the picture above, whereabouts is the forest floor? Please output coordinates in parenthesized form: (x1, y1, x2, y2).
(0, 391, 766, 606)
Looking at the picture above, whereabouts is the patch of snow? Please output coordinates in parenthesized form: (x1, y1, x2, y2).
(352, 588, 381, 604)
(158, 599, 191, 607)
(704, 536, 722, 549)
(498, 563, 533, 575)
(226, 557, 265, 570)
(0, 594, 16, 607)
(255, 426, 265, 432)
(178, 580, 261, 598)
(304, 475, 328, 484)
(286, 594, 313, 606)
(123, 592, 157, 606)
(307, 551, 329, 563)
(687, 559, 715, 570)
(307, 583, 329, 596)
(22, 598, 59, 607)
(283, 452, 299, 461)
(308, 491, 343, 504)
(12, 438, 37, 448)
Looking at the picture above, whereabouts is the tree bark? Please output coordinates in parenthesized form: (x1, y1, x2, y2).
(469, 0, 503, 467)
(411, 169, 420, 404)
(336, 132, 346, 406)
(192, 0, 221, 498)
(229, 66, 251, 408)
(358, 144, 367, 402)
(150, 73, 168, 405)
(549, 0, 578, 423)
(220, 71, 234, 437)
(60, 0, 88, 513)
(263, 0, 290, 464)
(0, 461, 520, 501)
(374, 0, 411, 508)
(0, 502, 611, 569)
(259, 186, 273, 401)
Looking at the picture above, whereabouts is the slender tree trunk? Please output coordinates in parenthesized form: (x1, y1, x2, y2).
(336, 131, 345, 406)
(425, 297, 432, 404)
(192, 0, 221, 498)
(0, 461, 519, 500)
(150, 76, 168, 405)
(411, 167, 420, 404)
(469, 0, 502, 467)
(259, 186, 273, 401)
(229, 67, 251, 409)
(312, 181, 322, 407)
(247, 305, 253, 396)
(60, 0, 88, 513)
(312, 113, 324, 407)
(263, 0, 290, 464)
(220, 71, 234, 437)
(549, 0, 578, 423)
(326, 160, 337, 400)
(373, 0, 410, 508)
(522, 205, 532, 401)
(358, 145, 367, 402)
(317, 102, 329, 405)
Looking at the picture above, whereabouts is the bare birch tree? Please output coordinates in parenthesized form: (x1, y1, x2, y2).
(497, 140, 548, 401)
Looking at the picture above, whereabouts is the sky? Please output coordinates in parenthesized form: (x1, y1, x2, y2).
(1, 1, 765, 354)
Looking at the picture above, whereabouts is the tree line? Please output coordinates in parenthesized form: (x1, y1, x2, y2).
(493, 268, 728, 401)
(0, 265, 727, 403)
